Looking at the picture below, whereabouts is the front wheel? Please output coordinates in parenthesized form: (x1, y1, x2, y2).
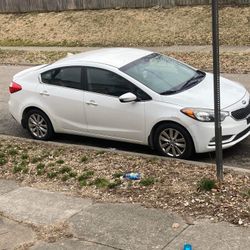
(153, 123, 194, 159)
(25, 109, 54, 140)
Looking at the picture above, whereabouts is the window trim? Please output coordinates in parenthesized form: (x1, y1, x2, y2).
(40, 66, 85, 91)
(83, 66, 152, 101)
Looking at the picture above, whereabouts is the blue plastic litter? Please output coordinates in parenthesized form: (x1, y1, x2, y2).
(123, 172, 141, 180)
(183, 243, 192, 250)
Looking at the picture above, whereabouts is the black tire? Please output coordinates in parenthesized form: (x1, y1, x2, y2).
(153, 122, 194, 159)
(25, 109, 54, 141)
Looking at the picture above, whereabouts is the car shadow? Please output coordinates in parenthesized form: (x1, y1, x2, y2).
(53, 133, 154, 155)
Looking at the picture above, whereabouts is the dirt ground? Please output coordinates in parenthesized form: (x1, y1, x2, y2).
(0, 6, 249, 47)
(0, 137, 249, 226)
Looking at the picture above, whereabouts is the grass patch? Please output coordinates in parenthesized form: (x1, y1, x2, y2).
(36, 163, 46, 175)
(47, 163, 55, 167)
(47, 172, 58, 179)
(37, 169, 45, 175)
(8, 148, 18, 156)
(36, 163, 45, 170)
(68, 171, 77, 178)
(56, 159, 65, 165)
(0, 157, 7, 166)
(13, 165, 23, 173)
(21, 153, 29, 160)
(77, 171, 94, 186)
(78, 171, 94, 182)
(31, 157, 41, 164)
(197, 178, 217, 192)
(108, 179, 122, 189)
(80, 156, 88, 163)
(139, 177, 155, 186)
(92, 178, 110, 188)
(79, 179, 87, 187)
(58, 166, 72, 174)
(13, 161, 28, 174)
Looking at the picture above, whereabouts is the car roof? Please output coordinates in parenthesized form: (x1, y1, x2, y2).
(53, 48, 153, 68)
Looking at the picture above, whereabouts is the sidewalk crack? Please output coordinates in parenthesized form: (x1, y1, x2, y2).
(75, 237, 126, 250)
(161, 224, 190, 250)
(0, 231, 8, 236)
(0, 187, 20, 196)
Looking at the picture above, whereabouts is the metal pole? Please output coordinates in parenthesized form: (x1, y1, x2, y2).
(212, 0, 223, 182)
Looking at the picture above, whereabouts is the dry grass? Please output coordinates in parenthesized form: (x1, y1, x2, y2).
(168, 51, 250, 74)
(33, 222, 73, 243)
(0, 49, 67, 64)
(1, 49, 249, 74)
(0, 6, 249, 47)
(0, 136, 249, 226)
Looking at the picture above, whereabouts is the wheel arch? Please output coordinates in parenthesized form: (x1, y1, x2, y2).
(21, 106, 54, 131)
(148, 120, 195, 152)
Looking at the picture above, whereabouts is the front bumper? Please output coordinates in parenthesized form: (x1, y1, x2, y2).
(189, 116, 250, 153)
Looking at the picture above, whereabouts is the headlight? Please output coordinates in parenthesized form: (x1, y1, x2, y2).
(181, 108, 229, 122)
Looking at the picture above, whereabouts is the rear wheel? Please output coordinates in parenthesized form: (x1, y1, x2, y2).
(153, 123, 194, 159)
(25, 109, 54, 140)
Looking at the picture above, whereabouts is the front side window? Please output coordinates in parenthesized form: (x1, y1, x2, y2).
(41, 67, 82, 90)
(86, 67, 150, 100)
(120, 53, 205, 95)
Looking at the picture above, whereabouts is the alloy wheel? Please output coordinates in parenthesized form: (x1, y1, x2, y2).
(159, 128, 186, 157)
(28, 114, 48, 139)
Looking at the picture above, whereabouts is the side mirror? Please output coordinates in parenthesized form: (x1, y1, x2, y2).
(119, 92, 137, 103)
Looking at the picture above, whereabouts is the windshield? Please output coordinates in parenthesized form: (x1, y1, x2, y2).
(120, 53, 205, 95)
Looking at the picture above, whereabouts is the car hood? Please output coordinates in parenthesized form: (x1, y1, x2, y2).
(161, 73, 247, 110)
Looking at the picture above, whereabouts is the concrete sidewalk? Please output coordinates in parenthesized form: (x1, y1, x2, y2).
(0, 45, 250, 53)
(0, 179, 249, 250)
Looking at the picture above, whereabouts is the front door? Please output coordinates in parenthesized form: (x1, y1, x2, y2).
(84, 67, 146, 143)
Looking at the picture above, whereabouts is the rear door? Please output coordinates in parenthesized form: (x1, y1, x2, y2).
(39, 66, 87, 133)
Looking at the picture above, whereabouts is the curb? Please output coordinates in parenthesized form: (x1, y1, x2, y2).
(1, 134, 250, 176)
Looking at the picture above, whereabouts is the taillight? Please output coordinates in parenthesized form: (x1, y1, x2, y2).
(9, 82, 22, 94)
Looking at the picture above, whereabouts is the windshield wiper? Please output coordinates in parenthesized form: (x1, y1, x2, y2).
(160, 70, 206, 96)
(160, 90, 179, 95)
(180, 70, 206, 90)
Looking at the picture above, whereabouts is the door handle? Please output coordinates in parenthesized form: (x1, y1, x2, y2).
(86, 100, 98, 106)
(40, 91, 50, 97)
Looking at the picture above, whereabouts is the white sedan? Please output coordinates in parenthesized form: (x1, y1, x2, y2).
(8, 48, 250, 159)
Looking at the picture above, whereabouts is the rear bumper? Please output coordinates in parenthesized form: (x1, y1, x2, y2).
(8, 99, 22, 125)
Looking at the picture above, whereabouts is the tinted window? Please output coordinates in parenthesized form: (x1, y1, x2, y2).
(41, 67, 82, 90)
(86, 67, 151, 100)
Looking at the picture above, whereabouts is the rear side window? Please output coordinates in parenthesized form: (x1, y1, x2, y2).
(41, 67, 82, 90)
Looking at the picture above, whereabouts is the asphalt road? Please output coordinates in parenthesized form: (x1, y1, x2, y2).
(1, 65, 250, 169)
